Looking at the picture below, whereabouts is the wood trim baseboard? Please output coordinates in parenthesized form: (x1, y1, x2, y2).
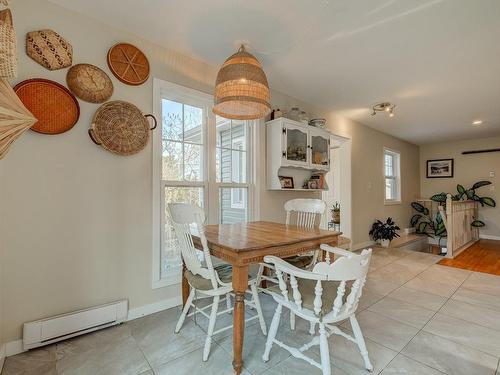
(5, 340, 23, 358)
(127, 296, 182, 322)
(0, 343, 5, 373)
(480, 234, 500, 241)
(351, 241, 376, 252)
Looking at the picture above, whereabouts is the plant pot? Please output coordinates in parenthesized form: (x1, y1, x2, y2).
(380, 239, 391, 247)
(332, 211, 340, 224)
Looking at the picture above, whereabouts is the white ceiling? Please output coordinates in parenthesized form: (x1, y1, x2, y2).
(49, 0, 500, 144)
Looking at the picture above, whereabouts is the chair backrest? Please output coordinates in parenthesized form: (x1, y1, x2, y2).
(264, 247, 372, 320)
(284, 198, 326, 228)
(168, 203, 218, 289)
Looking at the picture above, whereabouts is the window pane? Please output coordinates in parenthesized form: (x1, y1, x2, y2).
(385, 178, 395, 200)
(162, 186, 204, 279)
(162, 99, 183, 141)
(183, 104, 203, 144)
(231, 120, 247, 151)
(231, 150, 246, 183)
(384, 153, 394, 177)
(162, 140, 182, 180)
(184, 143, 203, 181)
(218, 148, 232, 183)
(220, 187, 247, 224)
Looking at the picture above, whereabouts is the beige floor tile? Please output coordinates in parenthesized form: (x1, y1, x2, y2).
(357, 290, 385, 311)
(451, 287, 500, 311)
(461, 272, 500, 297)
(403, 268, 465, 298)
(2, 346, 56, 375)
(154, 343, 251, 375)
(364, 279, 401, 296)
(368, 262, 421, 286)
(2, 359, 56, 375)
(381, 354, 444, 375)
(388, 286, 447, 311)
(347, 310, 419, 351)
(423, 313, 500, 357)
(402, 331, 498, 375)
(263, 355, 349, 375)
(440, 299, 500, 331)
(368, 297, 435, 329)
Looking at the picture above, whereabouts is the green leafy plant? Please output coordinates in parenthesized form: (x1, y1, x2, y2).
(410, 202, 446, 238)
(331, 201, 340, 212)
(430, 181, 496, 208)
(369, 217, 400, 242)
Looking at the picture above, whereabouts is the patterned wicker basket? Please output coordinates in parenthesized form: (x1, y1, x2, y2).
(89, 100, 156, 156)
(0, 9, 17, 78)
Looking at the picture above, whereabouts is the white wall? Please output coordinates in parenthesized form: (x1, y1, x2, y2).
(1, 0, 421, 344)
(420, 136, 500, 238)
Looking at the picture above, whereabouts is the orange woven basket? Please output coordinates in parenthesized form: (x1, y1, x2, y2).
(14, 79, 80, 134)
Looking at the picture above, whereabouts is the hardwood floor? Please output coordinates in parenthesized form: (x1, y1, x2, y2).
(439, 239, 500, 276)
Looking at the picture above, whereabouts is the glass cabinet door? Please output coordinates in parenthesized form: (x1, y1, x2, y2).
(310, 132, 329, 169)
(284, 126, 308, 166)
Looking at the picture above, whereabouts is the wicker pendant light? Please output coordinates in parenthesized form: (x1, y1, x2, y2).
(213, 45, 271, 120)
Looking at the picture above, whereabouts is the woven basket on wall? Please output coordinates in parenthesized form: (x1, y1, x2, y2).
(89, 100, 156, 156)
(0, 78, 37, 159)
(0, 9, 17, 79)
(0, 1, 10, 6)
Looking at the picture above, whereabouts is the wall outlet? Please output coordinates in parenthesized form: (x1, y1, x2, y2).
(490, 171, 495, 178)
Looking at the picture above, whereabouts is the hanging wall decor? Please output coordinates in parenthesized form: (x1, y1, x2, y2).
(0, 78, 37, 159)
(15, 78, 79, 134)
(0, 0, 10, 6)
(107, 43, 150, 86)
(66, 63, 113, 103)
(26, 29, 72, 71)
(0, 9, 17, 78)
(89, 100, 156, 156)
(213, 45, 271, 120)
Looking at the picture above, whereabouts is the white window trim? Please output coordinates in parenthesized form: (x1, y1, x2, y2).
(152, 78, 256, 289)
(383, 147, 401, 205)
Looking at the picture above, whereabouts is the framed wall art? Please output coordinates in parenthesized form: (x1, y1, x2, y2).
(426, 159, 454, 178)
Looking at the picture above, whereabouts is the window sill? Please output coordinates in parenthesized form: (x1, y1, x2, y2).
(152, 274, 181, 289)
(384, 200, 402, 206)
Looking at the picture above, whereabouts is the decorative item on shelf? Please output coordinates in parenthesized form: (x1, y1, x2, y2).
(369, 217, 400, 247)
(14, 78, 79, 135)
(287, 107, 300, 121)
(299, 111, 308, 124)
(270, 108, 283, 120)
(0, 0, 9, 5)
(66, 63, 113, 103)
(307, 179, 318, 189)
(107, 43, 150, 86)
(278, 176, 294, 189)
(308, 118, 326, 129)
(213, 45, 271, 120)
(426, 158, 454, 178)
(331, 201, 340, 224)
(26, 29, 72, 71)
(0, 78, 37, 159)
(371, 102, 395, 117)
(0, 9, 17, 78)
(89, 100, 156, 156)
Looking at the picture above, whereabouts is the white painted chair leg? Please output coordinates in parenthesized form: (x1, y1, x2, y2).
(203, 295, 220, 361)
(256, 264, 264, 286)
(262, 303, 282, 362)
(290, 311, 296, 330)
(309, 321, 316, 335)
(226, 294, 232, 313)
(250, 282, 267, 335)
(175, 289, 195, 333)
(350, 315, 373, 372)
(319, 324, 331, 375)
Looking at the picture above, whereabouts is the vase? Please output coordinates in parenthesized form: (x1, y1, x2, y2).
(380, 239, 390, 247)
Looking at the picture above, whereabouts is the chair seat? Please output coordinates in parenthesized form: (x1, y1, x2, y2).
(285, 255, 314, 269)
(270, 278, 352, 315)
(185, 264, 238, 290)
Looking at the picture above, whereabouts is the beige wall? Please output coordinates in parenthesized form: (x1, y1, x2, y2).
(420, 137, 500, 238)
(1, 0, 420, 343)
(327, 114, 421, 246)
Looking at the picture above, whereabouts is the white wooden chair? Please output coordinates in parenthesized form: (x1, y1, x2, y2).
(168, 203, 267, 361)
(256, 198, 326, 329)
(262, 245, 373, 375)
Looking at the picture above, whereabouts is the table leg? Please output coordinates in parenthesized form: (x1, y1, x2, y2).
(182, 260, 190, 306)
(232, 265, 249, 375)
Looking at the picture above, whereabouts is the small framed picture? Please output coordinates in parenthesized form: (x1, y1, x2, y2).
(427, 159, 454, 178)
(278, 176, 294, 189)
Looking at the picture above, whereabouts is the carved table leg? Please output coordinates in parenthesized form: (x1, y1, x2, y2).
(182, 259, 190, 306)
(232, 265, 249, 374)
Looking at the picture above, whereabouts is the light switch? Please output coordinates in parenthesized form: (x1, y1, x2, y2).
(490, 171, 495, 177)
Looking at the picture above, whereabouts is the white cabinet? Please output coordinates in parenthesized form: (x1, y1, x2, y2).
(266, 118, 331, 190)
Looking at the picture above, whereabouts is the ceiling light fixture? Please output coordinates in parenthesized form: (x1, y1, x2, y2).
(213, 45, 271, 120)
(472, 120, 483, 125)
(371, 102, 396, 118)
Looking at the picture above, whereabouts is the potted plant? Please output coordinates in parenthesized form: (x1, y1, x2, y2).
(369, 217, 400, 247)
(331, 201, 340, 224)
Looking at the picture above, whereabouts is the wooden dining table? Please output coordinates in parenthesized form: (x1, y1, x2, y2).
(189, 220, 341, 374)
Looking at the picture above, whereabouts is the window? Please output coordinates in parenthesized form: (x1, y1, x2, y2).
(384, 148, 401, 204)
(152, 79, 255, 288)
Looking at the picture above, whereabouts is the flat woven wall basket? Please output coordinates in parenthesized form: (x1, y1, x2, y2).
(89, 100, 156, 156)
(0, 9, 17, 78)
(14, 78, 80, 134)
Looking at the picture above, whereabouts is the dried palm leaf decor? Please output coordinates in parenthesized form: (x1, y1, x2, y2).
(213, 45, 271, 120)
(0, 9, 17, 78)
(0, 78, 37, 159)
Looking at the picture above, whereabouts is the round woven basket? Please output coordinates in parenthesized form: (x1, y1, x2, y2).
(89, 100, 156, 156)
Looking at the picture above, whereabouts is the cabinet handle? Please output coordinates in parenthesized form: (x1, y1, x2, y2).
(282, 151, 286, 158)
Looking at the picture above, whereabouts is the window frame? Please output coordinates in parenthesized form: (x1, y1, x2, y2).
(152, 78, 256, 289)
(383, 147, 401, 205)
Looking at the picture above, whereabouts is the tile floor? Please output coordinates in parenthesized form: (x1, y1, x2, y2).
(3, 247, 500, 375)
